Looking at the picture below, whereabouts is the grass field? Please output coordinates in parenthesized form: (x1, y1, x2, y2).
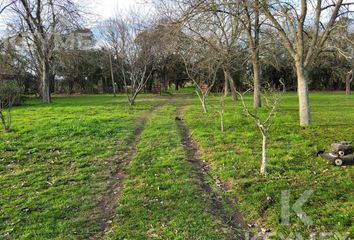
(0, 92, 353, 239)
(0, 95, 163, 239)
(183, 92, 354, 238)
(107, 105, 235, 239)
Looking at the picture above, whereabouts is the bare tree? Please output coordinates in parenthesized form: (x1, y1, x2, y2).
(237, 82, 285, 174)
(200, 0, 263, 107)
(240, 0, 262, 108)
(100, 18, 124, 97)
(260, 0, 353, 126)
(328, 17, 354, 95)
(179, 0, 244, 101)
(8, 0, 81, 103)
(110, 11, 156, 105)
(180, 42, 221, 113)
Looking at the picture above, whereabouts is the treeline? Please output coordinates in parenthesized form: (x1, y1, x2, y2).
(0, 0, 353, 125)
(0, 28, 351, 95)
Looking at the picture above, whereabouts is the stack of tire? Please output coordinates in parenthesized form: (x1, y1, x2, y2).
(330, 142, 354, 166)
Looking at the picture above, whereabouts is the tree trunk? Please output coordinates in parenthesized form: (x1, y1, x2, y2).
(0, 105, 12, 132)
(104, 75, 107, 93)
(162, 65, 168, 92)
(252, 0, 261, 108)
(252, 54, 262, 108)
(346, 70, 353, 95)
(229, 77, 238, 102)
(295, 61, 311, 126)
(201, 95, 207, 113)
(223, 68, 229, 97)
(109, 53, 116, 97)
(219, 94, 225, 132)
(49, 73, 55, 93)
(0, 111, 8, 131)
(195, 89, 208, 113)
(129, 90, 140, 106)
(260, 133, 267, 174)
(223, 67, 237, 101)
(128, 94, 136, 106)
(42, 61, 51, 103)
(346, 78, 351, 95)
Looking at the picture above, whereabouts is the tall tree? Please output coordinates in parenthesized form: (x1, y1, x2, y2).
(260, 0, 353, 126)
(180, 0, 244, 101)
(9, 0, 81, 103)
(100, 18, 124, 96)
(241, 0, 262, 108)
(144, 19, 182, 92)
(329, 17, 354, 95)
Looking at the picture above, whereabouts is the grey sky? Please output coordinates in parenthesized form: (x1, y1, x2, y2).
(0, 0, 153, 35)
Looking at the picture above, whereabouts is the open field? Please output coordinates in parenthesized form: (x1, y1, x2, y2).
(0, 95, 164, 239)
(0, 92, 353, 239)
(183, 92, 354, 238)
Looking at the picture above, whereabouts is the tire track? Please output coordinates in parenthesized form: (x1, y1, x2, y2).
(175, 104, 248, 240)
(93, 100, 169, 239)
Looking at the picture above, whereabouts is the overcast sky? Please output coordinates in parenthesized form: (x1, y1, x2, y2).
(1, 0, 353, 36)
(0, 0, 154, 34)
(93, 0, 153, 19)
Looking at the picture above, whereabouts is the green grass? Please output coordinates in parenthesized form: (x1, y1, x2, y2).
(0, 95, 162, 239)
(107, 105, 234, 239)
(0, 92, 353, 239)
(183, 92, 354, 238)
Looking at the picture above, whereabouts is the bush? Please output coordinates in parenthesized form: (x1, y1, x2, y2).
(0, 81, 23, 131)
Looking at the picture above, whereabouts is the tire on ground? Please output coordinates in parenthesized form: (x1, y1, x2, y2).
(334, 158, 343, 166)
